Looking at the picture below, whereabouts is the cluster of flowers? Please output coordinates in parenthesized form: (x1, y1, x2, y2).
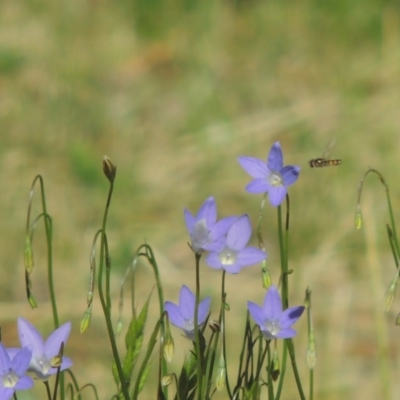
(165, 142, 304, 341)
(0, 317, 71, 400)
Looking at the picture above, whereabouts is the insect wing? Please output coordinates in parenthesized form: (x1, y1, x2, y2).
(321, 138, 336, 160)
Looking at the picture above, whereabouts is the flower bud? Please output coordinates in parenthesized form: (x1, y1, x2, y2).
(163, 336, 174, 363)
(208, 319, 220, 333)
(270, 348, 280, 381)
(24, 236, 34, 274)
(161, 374, 173, 387)
(80, 306, 92, 333)
(307, 336, 317, 370)
(215, 355, 225, 391)
(354, 206, 362, 230)
(102, 156, 116, 183)
(262, 266, 271, 289)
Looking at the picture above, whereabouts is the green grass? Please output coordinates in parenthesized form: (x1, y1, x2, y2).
(1, 0, 400, 398)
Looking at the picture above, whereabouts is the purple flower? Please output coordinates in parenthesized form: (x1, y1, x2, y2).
(184, 196, 236, 253)
(165, 285, 211, 340)
(0, 343, 33, 400)
(248, 285, 304, 340)
(18, 317, 72, 380)
(205, 215, 266, 274)
(238, 141, 300, 207)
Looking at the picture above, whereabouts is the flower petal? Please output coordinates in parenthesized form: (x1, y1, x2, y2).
(165, 302, 186, 329)
(11, 347, 32, 376)
(279, 306, 305, 329)
(205, 252, 223, 270)
(247, 301, 265, 327)
(268, 186, 287, 207)
(197, 296, 211, 325)
(0, 343, 11, 373)
(281, 165, 301, 187)
(179, 285, 196, 321)
(267, 142, 284, 171)
(18, 318, 45, 356)
(0, 386, 14, 400)
(183, 209, 195, 234)
(226, 215, 252, 250)
(44, 322, 71, 360)
(245, 179, 270, 194)
(275, 327, 297, 339)
(196, 197, 217, 226)
(238, 156, 269, 178)
(208, 216, 237, 249)
(236, 247, 266, 268)
(263, 286, 283, 320)
(222, 262, 243, 274)
(14, 375, 34, 390)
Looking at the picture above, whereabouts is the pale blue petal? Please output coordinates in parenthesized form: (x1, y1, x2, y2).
(280, 306, 305, 329)
(209, 216, 237, 244)
(237, 247, 266, 267)
(11, 347, 31, 376)
(14, 375, 34, 390)
(18, 318, 44, 356)
(268, 186, 287, 207)
(0, 386, 13, 400)
(245, 179, 270, 194)
(198, 296, 211, 325)
(165, 302, 185, 329)
(184, 208, 195, 234)
(226, 215, 251, 250)
(238, 156, 269, 178)
(179, 285, 196, 321)
(0, 343, 11, 372)
(223, 262, 242, 274)
(205, 252, 223, 270)
(196, 197, 217, 226)
(44, 322, 71, 360)
(281, 165, 300, 186)
(247, 302, 265, 327)
(263, 286, 282, 319)
(276, 327, 297, 339)
(267, 142, 283, 171)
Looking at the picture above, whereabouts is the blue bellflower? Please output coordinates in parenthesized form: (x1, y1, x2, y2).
(248, 285, 304, 340)
(184, 196, 236, 253)
(165, 285, 211, 340)
(206, 215, 266, 274)
(18, 317, 72, 380)
(238, 142, 300, 207)
(0, 343, 33, 400)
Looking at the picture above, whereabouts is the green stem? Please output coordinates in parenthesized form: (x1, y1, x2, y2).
(97, 180, 130, 400)
(220, 270, 233, 399)
(194, 252, 203, 400)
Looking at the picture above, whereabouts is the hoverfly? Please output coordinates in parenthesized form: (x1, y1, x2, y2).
(309, 138, 342, 168)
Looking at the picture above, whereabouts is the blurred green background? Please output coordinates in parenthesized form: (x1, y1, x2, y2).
(1, 0, 400, 398)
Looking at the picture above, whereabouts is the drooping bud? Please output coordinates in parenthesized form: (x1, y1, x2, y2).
(270, 348, 280, 381)
(80, 305, 92, 333)
(102, 156, 116, 183)
(262, 266, 271, 289)
(24, 236, 34, 274)
(354, 205, 363, 230)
